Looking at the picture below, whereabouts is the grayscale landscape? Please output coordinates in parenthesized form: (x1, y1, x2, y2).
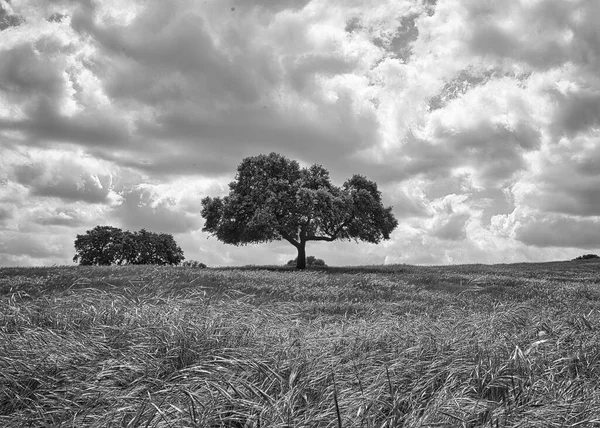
(2, 0, 600, 426)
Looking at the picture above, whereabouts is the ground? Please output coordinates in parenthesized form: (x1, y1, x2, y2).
(1, 261, 600, 427)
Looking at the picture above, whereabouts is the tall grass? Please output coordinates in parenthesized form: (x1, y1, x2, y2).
(1, 262, 600, 426)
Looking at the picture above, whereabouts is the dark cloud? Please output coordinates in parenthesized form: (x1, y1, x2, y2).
(230, 0, 311, 13)
(134, 98, 379, 178)
(431, 212, 470, 241)
(551, 89, 600, 138)
(516, 215, 600, 249)
(523, 140, 600, 217)
(466, 0, 600, 70)
(111, 187, 202, 234)
(0, 98, 130, 148)
(0, 233, 61, 259)
(13, 161, 113, 204)
(20, 0, 379, 181)
(0, 3, 22, 30)
(469, 24, 522, 61)
(71, 3, 263, 107)
(0, 41, 66, 98)
(30, 208, 85, 227)
(0, 37, 131, 151)
(402, 121, 541, 185)
(0, 206, 13, 222)
(387, 188, 430, 219)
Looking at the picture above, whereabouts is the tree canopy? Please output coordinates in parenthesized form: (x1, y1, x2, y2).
(201, 153, 398, 269)
(73, 226, 185, 266)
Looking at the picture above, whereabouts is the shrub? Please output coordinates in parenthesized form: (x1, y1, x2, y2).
(286, 256, 327, 267)
(573, 254, 600, 261)
(182, 260, 208, 268)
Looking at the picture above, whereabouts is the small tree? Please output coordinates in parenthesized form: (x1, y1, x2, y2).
(286, 256, 326, 267)
(573, 254, 600, 261)
(182, 260, 208, 268)
(201, 153, 398, 269)
(73, 226, 185, 266)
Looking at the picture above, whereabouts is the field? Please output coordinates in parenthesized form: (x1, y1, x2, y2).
(2, 261, 600, 427)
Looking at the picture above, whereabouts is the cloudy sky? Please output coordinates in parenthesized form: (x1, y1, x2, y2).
(1, 0, 599, 267)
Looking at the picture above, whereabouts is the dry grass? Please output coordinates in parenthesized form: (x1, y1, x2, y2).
(1, 261, 600, 427)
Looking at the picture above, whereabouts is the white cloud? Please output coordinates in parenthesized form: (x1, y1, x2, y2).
(1, 0, 600, 266)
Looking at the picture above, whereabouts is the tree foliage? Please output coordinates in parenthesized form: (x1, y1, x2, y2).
(182, 260, 208, 268)
(73, 226, 185, 266)
(201, 153, 398, 269)
(573, 254, 600, 261)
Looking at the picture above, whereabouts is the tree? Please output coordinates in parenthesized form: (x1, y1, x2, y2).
(201, 153, 398, 269)
(182, 260, 208, 268)
(134, 230, 185, 265)
(73, 226, 185, 266)
(73, 226, 125, 265)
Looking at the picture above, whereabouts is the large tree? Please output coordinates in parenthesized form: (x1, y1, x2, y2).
(201, 153, 398, 269)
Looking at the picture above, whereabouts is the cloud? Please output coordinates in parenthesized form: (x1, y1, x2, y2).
(0, 2, 23, 31)
(399, 76, 542, 188)
(0, 230, 68, 260)
(230, 0, 311, 13)
(508, 126, 600, 214)
(515, 214, 600, 249)
(0, 41, 66, 99)
(110, 183, 205, 235)
(2, 98, 131, 149)
(464, 0, 600, 70)
(1, 0, 600, 267)
(385, 180, 430, 218)
(0, 206, 13, 223)
(12, 154, 117, 204)
(28, 206, 86, 227)
(551, 88, 600, 138)
(427, 194, 471, 241)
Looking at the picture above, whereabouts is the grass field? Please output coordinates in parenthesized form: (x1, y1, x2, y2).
(2, 261, 600, 427)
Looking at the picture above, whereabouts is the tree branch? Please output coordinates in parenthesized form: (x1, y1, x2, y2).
(280, 232, 300, 247)
(305, 235, 336, 242)
(314, 213, 355, 242)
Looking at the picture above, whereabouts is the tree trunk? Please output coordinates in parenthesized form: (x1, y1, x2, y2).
(296, 243, 306, 269)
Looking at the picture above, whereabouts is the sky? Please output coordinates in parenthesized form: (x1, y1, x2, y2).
(1, 0, 599, 267)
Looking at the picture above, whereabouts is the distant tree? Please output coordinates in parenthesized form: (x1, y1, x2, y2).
(573, 254, 600, 261)
(73, 226, 125, 265)
(128, 229, 185, 265)
(201, 153, 398, 269)
(182, 260, 208, 268)
(286, 256, 327, 267)
(73, 226, 185, 266)
(117, 230, 138, 265)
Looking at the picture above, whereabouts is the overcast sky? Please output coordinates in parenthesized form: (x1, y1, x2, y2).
(1, 0, 599, 267)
